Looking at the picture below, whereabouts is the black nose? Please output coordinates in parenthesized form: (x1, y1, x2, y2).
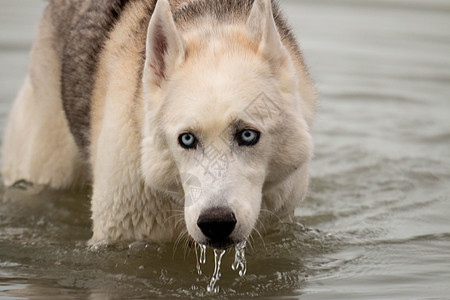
(197, 207, 237, 241)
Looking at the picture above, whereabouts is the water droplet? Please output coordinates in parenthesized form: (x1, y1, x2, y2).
(88, 240, 109, 252)
(194, 243, 203, 275)
(231, 241, 247, 276)
(199, 244, 207, 264)
(207, 248, 225, 293)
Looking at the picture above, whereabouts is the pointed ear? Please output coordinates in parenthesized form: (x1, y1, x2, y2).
(246, 0, 284, 62)
(144, 0, 185, 88)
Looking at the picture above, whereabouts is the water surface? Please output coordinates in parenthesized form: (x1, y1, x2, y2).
(1, 0, 449, 298)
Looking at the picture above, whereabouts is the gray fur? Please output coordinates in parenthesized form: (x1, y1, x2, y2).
(173, 0, 302, 60)
(52, 0, 132, 156)
(50, 0, 302, 158)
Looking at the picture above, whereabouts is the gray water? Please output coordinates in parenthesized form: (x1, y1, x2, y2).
(1, 0, 449, 299)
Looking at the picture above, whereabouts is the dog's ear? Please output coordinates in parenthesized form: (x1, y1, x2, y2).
(144, 0, 185, 88)
(246, 0, 285, 63)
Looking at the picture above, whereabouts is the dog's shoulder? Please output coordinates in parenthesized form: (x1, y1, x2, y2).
(47, 0, 137, 155)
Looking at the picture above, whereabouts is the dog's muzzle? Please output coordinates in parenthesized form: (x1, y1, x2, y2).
(197, 207, 236, 248)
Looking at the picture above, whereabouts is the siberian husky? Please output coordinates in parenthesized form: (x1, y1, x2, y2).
(1, 0, 316, 249)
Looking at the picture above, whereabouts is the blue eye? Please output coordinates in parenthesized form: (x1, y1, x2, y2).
(237, 129, 260, 147)
(178, 133, 197, 149)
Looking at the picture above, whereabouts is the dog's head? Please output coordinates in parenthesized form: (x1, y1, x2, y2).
(141, 0, 313, 248)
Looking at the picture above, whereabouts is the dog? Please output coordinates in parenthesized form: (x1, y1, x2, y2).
(1, 0, 316, 249)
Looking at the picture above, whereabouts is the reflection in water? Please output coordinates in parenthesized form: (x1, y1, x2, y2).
(1, 0, 450, 298)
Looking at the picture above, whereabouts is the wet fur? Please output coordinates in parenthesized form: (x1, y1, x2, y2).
(1, 0, 317, 245)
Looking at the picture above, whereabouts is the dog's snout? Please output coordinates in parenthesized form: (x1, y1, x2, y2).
(197, 207, 236, 241)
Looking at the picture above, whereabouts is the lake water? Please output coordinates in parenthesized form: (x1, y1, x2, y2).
(1, 0, 449, 298)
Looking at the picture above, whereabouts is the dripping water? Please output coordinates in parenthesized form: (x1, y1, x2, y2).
(194, 244, 207, 275)
(195, 241, 248, 293)
(232, 241, 247, 276)
(206, 248, 226, 293)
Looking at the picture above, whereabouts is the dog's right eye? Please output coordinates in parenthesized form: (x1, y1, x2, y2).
(178, 133, 198, 149)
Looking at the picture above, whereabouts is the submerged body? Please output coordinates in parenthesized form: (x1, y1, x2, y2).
(1, 0, 316, 247)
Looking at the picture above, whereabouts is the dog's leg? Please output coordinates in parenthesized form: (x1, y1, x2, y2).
(1, 11, 84, 190)
(89, 101, 180, 244)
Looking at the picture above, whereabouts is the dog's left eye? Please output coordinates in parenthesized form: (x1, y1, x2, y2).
(178, 133, 198, 149)
(237, 129, 260, 146)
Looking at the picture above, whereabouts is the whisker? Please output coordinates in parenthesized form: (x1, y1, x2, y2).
(173, 231, 184, 253)
(255, 217, 267, 234)
(253, 227, 267, 251)
(246, 236, 254, 252)
(164, 213, 184, 225)
(182, 236, 193, 260)
(174, 217, 187, 229)
(260, 208, 284, 224)
(173, 230, 188, 254)
(164, 208, 185, 212)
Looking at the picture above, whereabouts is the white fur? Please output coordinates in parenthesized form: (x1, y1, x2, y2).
(2, 0, 315, 246)
(141, 0, 313, 245)
(1, 13, 83, 189)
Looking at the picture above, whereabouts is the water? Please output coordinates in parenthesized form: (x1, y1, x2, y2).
(194, 243, 207, 275)
(231, 241, 247, 277)
(1, 0, 450, 298)
(206, 249, 226, 293)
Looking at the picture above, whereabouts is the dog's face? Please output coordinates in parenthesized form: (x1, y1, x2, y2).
(141, 0, 312, 248)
